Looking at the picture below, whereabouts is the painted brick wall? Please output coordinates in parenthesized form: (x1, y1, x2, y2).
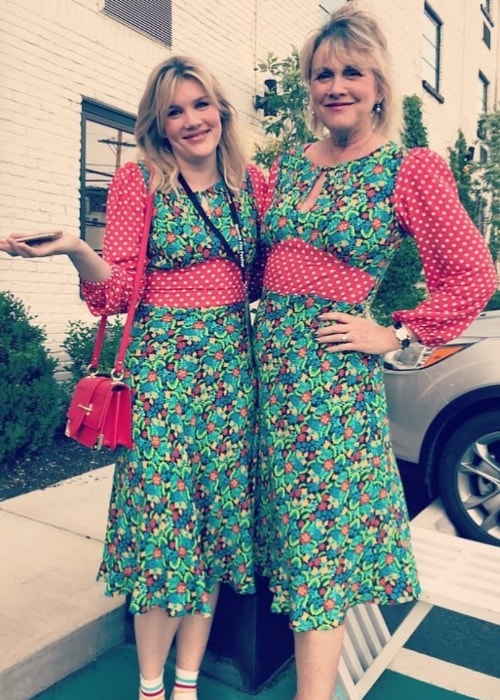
(418, 0, 499, 152)
(0, 0, 318, 366)
(0, 0, 499, 366)
(363, 0, 500, 152)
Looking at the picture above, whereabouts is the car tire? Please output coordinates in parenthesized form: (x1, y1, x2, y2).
(438, 411, 500, 546)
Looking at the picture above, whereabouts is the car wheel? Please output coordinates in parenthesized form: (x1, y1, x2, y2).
(438, 411, 500, 546)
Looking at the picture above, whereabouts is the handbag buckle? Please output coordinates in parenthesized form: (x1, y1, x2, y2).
(77, 403, 93, 414)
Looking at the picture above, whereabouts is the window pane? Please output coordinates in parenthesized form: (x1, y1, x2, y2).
(422, 59, 436, 86)
(422, 7, 440, 91)
(84, 120, 137, 253)
(478, 74, 489, 115)
(319, 0, 345, 14)
(423, 12, 437, 44)
(483, 22, 491, 48)
(422, 37, 436, 64)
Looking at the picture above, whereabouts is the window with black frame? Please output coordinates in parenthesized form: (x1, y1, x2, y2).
(422, 4, 444, 103)
(481, 1, 492, 23)
(319, 0, 345, 16)
(81, 99, 137, 254)
(478, 71, 490, 115)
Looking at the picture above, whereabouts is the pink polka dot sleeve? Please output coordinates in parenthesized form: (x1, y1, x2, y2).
(393, 148, 497, 345)
(247, 163, 268, 224)
(82, 162, 149, 316)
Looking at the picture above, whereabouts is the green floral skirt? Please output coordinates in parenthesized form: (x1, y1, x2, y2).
(98, 302, 256, 615)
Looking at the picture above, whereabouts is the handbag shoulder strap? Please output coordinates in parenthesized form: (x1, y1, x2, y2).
(90, 165, 154, 376)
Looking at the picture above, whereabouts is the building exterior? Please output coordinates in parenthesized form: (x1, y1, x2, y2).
(361, 0, 500, 153)
(1, 0, 499, 364)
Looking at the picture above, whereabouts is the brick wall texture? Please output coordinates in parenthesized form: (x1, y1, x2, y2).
(0, 0, 498, 362)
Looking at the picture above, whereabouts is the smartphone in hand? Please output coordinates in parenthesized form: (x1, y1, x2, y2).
(16, 230, 63, 245)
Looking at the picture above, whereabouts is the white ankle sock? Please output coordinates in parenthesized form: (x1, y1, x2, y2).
(171, 666, 198, 698)
(140, 672, 165, 699)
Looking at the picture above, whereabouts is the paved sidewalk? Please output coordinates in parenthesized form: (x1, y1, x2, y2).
(1, 466, 499, 700)
(0, 465, 123, 700)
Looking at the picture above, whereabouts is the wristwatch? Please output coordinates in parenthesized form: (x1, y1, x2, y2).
(393, 321, 412, 349)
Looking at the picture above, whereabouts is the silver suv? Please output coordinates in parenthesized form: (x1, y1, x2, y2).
(384, 310, 500, 546)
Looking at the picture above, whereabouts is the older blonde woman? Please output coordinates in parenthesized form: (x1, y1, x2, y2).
(253, 6, 497, 699)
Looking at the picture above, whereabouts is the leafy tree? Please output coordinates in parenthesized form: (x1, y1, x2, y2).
(370, 238, 426, 326)
(447, 130, 482, 223)
(447, 116, 499, 309)
(478, 109, 500, 267)
(401, 95, 429, 148)
(485, 289, 500, 310)
(371, 96, 427, 324)
(253, 49, 315, 169)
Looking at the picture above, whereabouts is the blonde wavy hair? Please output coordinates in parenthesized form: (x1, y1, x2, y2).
(300, 4, 400, 138)
(135, 56, 247, 194)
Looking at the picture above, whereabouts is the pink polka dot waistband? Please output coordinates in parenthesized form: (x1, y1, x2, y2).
(142, 258, 246, 308)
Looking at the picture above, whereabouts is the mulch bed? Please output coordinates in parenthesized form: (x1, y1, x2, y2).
(0, 434, 114, 501)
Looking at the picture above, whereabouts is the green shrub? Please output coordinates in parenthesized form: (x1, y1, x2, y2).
(371, 95, 429, 323)
(485, 289, 500, 311)
(371, 237, 427, 326)
(0, 291, 62, 467)
(62, 317, 124, 387)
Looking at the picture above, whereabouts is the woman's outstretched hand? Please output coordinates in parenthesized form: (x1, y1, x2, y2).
(0, 233, 112, 281)
(0, 232, 81, 258)
(316, 310, 400, 355)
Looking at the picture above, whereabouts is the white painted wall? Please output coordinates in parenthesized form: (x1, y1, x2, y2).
(0, 0, 317, 366)
(361, 0, 500, 152)
(0, 0, 498, 364)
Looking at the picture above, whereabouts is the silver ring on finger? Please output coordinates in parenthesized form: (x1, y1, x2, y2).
(341, 333, 348, 343)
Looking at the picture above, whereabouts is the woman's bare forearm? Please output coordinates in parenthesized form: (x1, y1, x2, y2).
(68, 238, 112, 282)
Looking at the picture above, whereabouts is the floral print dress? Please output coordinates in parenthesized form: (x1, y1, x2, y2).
(83, 162, 265, 616)
(253, 143, 497, 632)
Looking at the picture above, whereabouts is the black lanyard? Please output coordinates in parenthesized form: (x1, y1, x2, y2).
(178, 173, 246, 283)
